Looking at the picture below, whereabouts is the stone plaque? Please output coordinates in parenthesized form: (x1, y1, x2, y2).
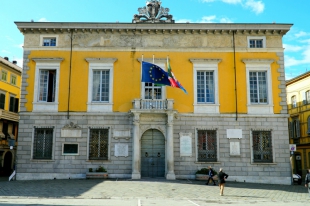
(226, 129, 242, 139)
(230, 142, 240, 156)
(61, 129, 82, 138)
(179, 133, 192, 157)
(115, 143, 128, 157)
(113, 129, 131, 140)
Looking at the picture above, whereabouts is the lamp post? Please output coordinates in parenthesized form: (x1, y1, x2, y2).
(8, 139, 15, 150)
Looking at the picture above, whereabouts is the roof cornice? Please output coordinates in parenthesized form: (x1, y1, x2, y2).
(15, 22, 293, 36)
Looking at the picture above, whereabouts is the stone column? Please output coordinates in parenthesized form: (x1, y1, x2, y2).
(131, 112, 141, 179)
(166, 112, 176, 180)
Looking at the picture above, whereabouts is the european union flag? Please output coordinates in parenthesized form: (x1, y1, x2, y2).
(141, 61, 171, 86)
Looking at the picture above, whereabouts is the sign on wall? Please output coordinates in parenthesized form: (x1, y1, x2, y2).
(226, 129, 242, 139)
(179, 133, 192, 157)
(230, 142, 240, 156)
(114, 143, 128, 157)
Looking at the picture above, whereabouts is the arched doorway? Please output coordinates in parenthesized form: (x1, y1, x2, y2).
(3, 151, 13, 176)
(141, 129, 165, 178)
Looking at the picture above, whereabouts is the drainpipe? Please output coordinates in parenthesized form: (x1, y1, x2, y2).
(67, 30, 73, 119)
(233, 30, 238, 121)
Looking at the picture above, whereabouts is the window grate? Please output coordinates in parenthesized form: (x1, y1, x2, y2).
(197, 130, 217, 162)
(33, 128, 53, 159)
(89, 129, 109, 160)
(252, 131, 272, 163)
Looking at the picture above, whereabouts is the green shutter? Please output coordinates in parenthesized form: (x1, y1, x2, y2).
(0, 93, 5, 109)
(9, 96, 15, 112)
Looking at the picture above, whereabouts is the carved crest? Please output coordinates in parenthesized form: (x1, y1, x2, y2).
(133, 0, 174, 23)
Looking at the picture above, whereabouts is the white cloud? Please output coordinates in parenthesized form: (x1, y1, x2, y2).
(222, 0, 242, 4)
(202, 0, 216, 2)
(176, 15, 233, 23)
(283, 44, 303, 52)
(219, 17, 233, 23)
(200, 15, 217, 23)
(295, 31, 308, 38)
(244, 0, 264, 14)
(175, 19, 192, 23)
(38, 18, 49, 22)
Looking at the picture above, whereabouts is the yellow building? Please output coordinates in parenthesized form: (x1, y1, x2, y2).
(15, 1, 293, 184)
(0, 56, 22, 177)
(286, 71, 310, 179)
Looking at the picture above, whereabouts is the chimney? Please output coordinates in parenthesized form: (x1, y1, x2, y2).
(4, 57, 9, 61)
(12, 60, 17, 65)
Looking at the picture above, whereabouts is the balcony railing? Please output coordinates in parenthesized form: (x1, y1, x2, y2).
(132, 99, 174, 110)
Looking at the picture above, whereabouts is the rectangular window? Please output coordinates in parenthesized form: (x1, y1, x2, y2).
(9, 96, 19, 113)
(89, 129, 109, 160)
(249, 71, 268, 103)
(92, 70, 110, 102)
(144, 83, 162, 99)
(197, 130, 217, 162)
(43, 37, 56, 46)
(33, 128, 53, 159)
(11, 75, 16, 85)
(249, 39, 263, 48)
(252, 131, 272, 163)
(1, 70, 7, 81)
(197, 71, 214, 103)
(63, 144, 79, 155)
(291, 95, 297, 108)
(0, 93, 5, 109)
(306, 90, 310, 105)
(39, 70, 56, 102)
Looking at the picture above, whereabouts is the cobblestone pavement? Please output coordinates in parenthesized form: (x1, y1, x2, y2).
(0, 177, 309, 206)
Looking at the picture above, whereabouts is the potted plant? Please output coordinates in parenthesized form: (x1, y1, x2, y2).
(86, 166, 108, 179)
(195, 168, 218, 181)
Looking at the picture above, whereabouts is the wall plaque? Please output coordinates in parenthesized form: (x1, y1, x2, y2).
(115, 143, 128, 157)
(226, 129, 242, 139)
(113, 129, 131, 140)
(230, 142, 240, 156)
(179, 133, 192, 157)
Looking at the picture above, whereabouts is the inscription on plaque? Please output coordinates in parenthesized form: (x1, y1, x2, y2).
(230, 142, 240, 156)
(115, 143, 128, 157)
(227, 129, 242, 139)
(179, 133, 192, 157)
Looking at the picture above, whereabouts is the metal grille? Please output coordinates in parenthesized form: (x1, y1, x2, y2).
(197, 130, 217, 162)
(89, 129, 109, 160)
(33, 128, 53, 159)
(252, 131, 272, 163)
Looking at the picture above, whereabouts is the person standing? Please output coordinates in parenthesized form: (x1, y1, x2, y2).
(306, 169, 310, 197)
(206, 166, 216, 185)
(218, 168, 229, 196)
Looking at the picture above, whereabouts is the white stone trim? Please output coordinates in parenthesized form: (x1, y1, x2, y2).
(40, 35, 59, 47)
(85, 58, 117, 112)
(191, 59, 221, 114)
(32, 58, 63, 112)
(243, 59, 274, 114)
(62, 143, 79, 155)
(247, 36, 266, 48)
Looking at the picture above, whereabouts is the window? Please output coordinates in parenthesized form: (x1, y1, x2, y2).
(144, 82, 162, 99)
(289, 118, 300, 138)
(86, 58, 116, 112)
(1, 70, 7, 81)
(243, 59, 274, 114)
(89, 128, 109, 160)
(32, 58, 62, 112)
(197, 71, 214, 103)
(9, 96, 19, 113)
(191, 59, 221, 113)
(63, 143, 79, 155)
(247, 36, 266, 48)
(252, 130, 273, 163)
(0, 92, 5, 109)
(197, 130, 217, 162)
(33, 127, 54, 159)
(305, 90, 310, 105)
(43, 37, 56, 46)
(291, 95, 297, 108)
(10, 75, 16, 85)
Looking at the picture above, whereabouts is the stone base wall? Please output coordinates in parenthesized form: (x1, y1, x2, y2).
(16, 112, 291, 185)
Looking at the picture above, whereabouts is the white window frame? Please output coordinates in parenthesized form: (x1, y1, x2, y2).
(291, 95, 297, 108)
(250, 129, 275, 164)
(191, 59, 221, 114)
(32, 58, 63, 112)
(31, 126, 56, 161)
(1, 69, 7, 81)
(86, 58, 116, 112)
(243, 59, 274, 114)
(247, 36, 266, 48)
(62, 143, 79, 155)
(10, 74, 17, 85)
(40, 35, 59, 47)
(87, 127, 111, 161)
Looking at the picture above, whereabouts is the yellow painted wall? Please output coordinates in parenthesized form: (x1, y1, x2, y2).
(26, 50, 282, 113)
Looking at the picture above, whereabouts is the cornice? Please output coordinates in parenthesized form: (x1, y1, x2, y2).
(15, 22, 292, 36)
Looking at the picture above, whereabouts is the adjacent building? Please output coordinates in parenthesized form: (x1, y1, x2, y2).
(15, 0, 293, 184)
(0, 56, 22, 177)
(286, 71, 310, 179)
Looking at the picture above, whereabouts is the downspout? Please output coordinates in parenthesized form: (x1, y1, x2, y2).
(233, 30, 238, 121)
(67, 30, 73, 119)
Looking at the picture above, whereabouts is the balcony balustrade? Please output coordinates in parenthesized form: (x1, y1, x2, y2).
(132, 99, 174, 110)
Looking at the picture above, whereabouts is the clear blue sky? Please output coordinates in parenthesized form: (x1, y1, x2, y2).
(0, 0, 309, 80)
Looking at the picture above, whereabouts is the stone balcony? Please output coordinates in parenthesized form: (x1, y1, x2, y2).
(132, 99, 174, 111)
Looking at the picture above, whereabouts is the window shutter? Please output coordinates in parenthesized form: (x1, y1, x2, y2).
(14, 98, 19, 113)
(9, 96, 15, 112)
(0, 93, 5, 109)
(307, 116, 310, 135)
(296, 120, 300, 138)
(289, 121, 293, 138)
(302, 92, 306, 105)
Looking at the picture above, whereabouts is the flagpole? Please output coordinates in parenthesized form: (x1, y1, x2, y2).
(141, 54, 143, 99)
(153, 54, 154, 64)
